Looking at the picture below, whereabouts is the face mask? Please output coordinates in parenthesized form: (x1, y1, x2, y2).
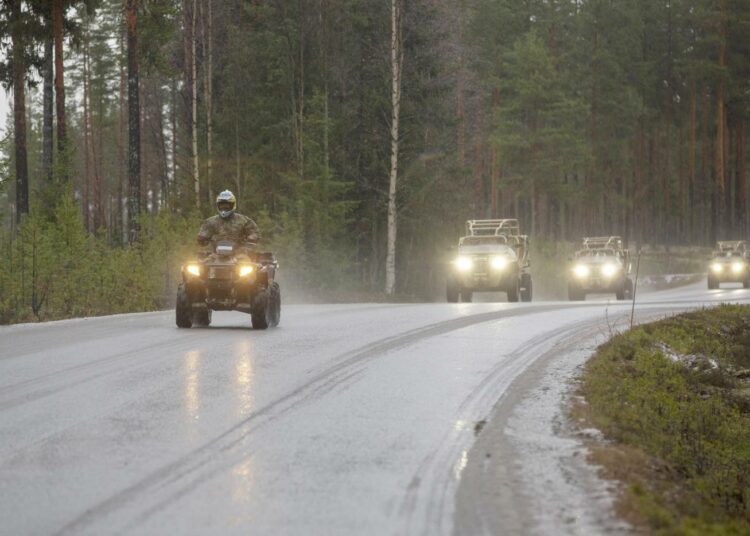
(219, 209, 233, 219)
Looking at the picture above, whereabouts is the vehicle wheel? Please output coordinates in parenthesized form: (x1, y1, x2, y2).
(520, 274, 533, 302)
(192, 310, 212, 327)
(251, 289, 271, 330)
(176, 286, 193, 328)
(568, 284, 584, 301)
(460, 290, 473, 303)
(447, 278, 459, 303)
(269, 282, 281, 327)
(625, 278, 634, 299)
(615, 281, 627, 300)
(744, 276, 750, 289)
(708, 276, 718, 290)
(507, 278, 520, 303)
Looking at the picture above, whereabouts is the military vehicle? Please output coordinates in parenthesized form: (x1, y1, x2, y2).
(708, 240, 750, 289)
(568, 236, 633, 301)
(447, 219, 532, 303)
(176, 241, 280, 329)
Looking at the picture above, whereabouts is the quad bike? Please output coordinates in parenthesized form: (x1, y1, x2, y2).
(176, 241, 280, 329)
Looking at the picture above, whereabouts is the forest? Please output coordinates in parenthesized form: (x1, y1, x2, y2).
(1, 0, 749, 322)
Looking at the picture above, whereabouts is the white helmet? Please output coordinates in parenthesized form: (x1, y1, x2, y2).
(216, 190, 236, 219)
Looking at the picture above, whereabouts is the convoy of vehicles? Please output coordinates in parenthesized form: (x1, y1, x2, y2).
(173, 229, 750, 329)
(567, 236, 633, 301)
(708, 241, 750, 289)
(447, 219, 533, 303)
(176, 241, 281, 329)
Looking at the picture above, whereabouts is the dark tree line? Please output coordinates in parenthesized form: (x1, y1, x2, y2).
(1, 0, 750, 310)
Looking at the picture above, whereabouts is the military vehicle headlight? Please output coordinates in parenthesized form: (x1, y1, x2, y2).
(455, 256, 474, 272)
(238, 265, 254, 277)
(711, 263, 724, 273)
(490, 256, 508, 270)
(573, 264, 590, 278)
(732, 262, 745, 274)
(186, 264, 201, 277)
(601, 263, 620, 278)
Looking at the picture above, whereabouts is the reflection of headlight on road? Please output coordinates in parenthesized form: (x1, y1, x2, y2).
(601, 263, 620, 277)
(186, 264, 201, 277)
(456, 256, 473, 272)
(732, 262, 745, 274)
(573, 264, 590, 278)
(711, 263, 724, 273)
(490, 256, 508, 270)
(238, 265, 254, 277)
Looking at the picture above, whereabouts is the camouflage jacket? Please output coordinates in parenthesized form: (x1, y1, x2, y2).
(197, 213, 260, 251)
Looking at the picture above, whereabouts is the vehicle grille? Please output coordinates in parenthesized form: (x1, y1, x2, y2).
(208, 266, 234, 280)
(473, 257, 488, 274)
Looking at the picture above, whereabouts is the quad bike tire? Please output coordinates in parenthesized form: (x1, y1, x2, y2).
(447, 278, 459, 303)
(176, 286, 193, 328)
(251, 288, 272, 330)
(460, 290, 473, 303)
(520, 273, 533, 302)
(192, 310, 212, 327)
(507, 278, 520, 303)
(269, 282, 281, 327)
(708, 276, 718, 290)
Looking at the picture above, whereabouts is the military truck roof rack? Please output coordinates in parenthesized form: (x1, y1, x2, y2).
(461, 219, 530, 267)
(465, 219, 521, 237)
(581, 236, 623, 251)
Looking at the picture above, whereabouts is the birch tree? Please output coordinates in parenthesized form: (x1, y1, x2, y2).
(385, 0, 403, 295)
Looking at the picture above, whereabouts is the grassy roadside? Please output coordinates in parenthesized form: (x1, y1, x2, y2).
(575, 305, 750, 535)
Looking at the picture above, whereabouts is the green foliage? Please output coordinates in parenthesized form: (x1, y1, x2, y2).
(581, 306, 750, 533)
(492, 30, 590, 198)
(0, 192, 199, 323)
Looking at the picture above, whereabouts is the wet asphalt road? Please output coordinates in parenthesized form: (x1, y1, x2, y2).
(1, 282, 748, 535)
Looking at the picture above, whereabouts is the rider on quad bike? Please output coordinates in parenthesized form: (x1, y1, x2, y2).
(197, 190, 260, 254)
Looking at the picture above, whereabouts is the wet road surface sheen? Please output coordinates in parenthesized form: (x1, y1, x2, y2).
(0, 283, 747, 535)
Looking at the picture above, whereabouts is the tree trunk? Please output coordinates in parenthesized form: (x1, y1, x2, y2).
(126, 0, 140, 242)
(82, 32, 91, 230)
(52, 0, 67, 163)
(715, 0, 728, 237)
(385, 0, 403, 295)
(203, 0, 213, 205)
(689, 78, 696, 239)
(170, 78, 178, 204)
(11, 0, 29, 223)
(117, 21, 127, 243)
(42, 18, 54, 184)
(191, 0, 200, 208)
(738, 121, 746, 234)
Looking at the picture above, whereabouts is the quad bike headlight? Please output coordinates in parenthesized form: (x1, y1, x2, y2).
(732, 262, 745, 274)
(238, 265, 254, 277)
(573, 264, 590, 278)
(601, 263, 620, 278)
(711, 263, 724, 273)
(490, 256, 508, 270)
(455, 256, 474, 272)
(186, 264, 201, 277)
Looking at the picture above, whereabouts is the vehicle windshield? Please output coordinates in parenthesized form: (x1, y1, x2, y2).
(714, 251, 744, 259)
(459, 236, 507, 246)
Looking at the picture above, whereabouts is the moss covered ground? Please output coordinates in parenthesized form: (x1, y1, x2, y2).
(578, 305, 750, 535)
